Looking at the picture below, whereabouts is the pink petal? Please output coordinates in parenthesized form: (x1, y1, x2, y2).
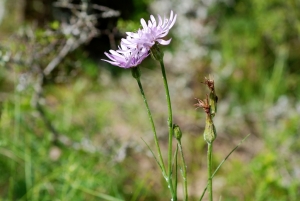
(168, 14, 177, 29)
(150, 15, 157, 27)
(147, 20, 153, 28)
(101, 59, 119, 66)
(140, 18, 148, 30)
(104, 53, 117, 61)
(169, 11, 174, 22)
(156, 38, 172, 45)
(109, 50, 120, 55)
(157, 15, 163, 27)
(157, 31, 169, 38)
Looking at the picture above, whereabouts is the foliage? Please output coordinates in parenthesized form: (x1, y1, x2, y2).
(0, 0, 300, 200)
(0, 79, 161, 200)
(211, 0, 300, 103)
(207, 0, 300, 200)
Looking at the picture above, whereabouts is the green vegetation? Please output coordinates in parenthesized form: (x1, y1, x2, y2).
(0, 0, 300, 200)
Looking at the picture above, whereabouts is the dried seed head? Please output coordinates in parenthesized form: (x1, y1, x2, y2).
(194, 95, 210, 114)
(203, 76, 218, 117)
(203, 76, 215, 92)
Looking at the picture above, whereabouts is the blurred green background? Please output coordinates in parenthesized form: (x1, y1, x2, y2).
(0, 0, 299, 200)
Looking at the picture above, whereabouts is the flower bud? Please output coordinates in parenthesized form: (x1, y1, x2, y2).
(173, 124, 182, 141)
(204, 116, 217, 144)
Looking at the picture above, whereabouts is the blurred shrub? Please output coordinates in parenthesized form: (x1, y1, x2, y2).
(211, 0, 300, 103)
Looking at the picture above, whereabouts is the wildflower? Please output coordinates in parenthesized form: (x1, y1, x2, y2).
(125, 10, 177, 49)
(102, 44, 149, 68)
(102, 11, 177, 68)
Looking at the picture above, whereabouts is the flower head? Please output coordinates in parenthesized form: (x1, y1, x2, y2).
(102, 44, 149, 68)
(102, 11, 177, 68)
(126, 10, 177, 48)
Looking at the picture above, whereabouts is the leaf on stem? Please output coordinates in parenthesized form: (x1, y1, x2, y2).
(141, 138, 164, 173)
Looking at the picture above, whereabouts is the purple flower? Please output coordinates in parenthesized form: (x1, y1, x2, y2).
(102, 44, 149, 68)
(126, 10, 177, 48)
(102, 11, 177, 68)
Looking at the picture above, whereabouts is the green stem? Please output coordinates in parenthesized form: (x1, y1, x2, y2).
(134, 71, 167, 177)
(174, 145, 178, 197)
(159, 60, 176, 200)
(178, 141, 188, 201)
(199, 134, 250, 201)
(207, 143, 213, 201)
